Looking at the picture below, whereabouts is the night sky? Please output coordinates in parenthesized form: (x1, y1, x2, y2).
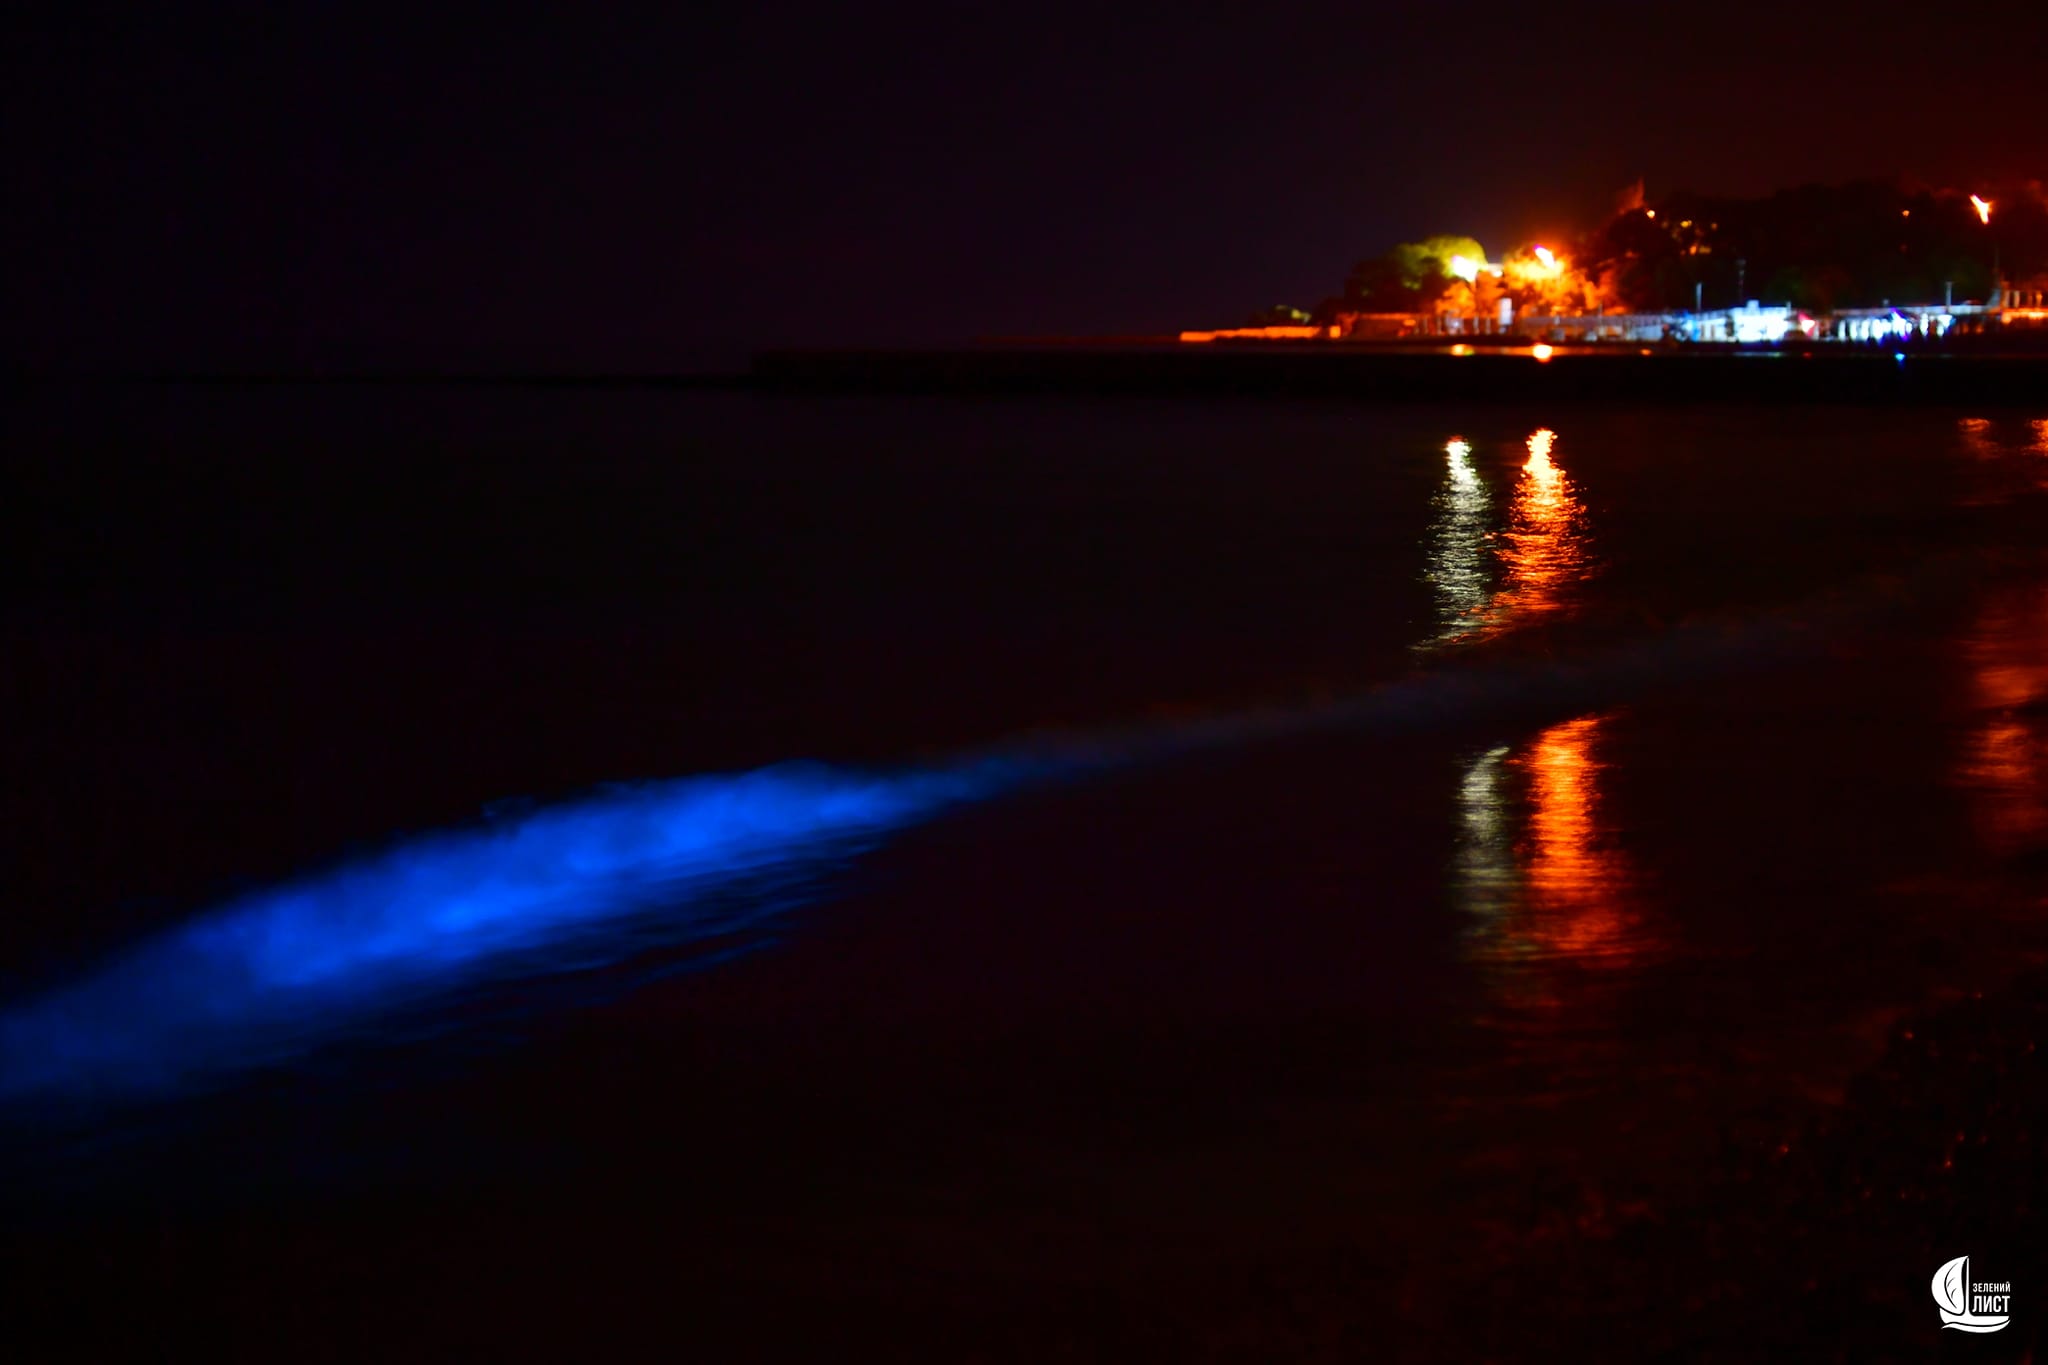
(5, 0, 2043, 371)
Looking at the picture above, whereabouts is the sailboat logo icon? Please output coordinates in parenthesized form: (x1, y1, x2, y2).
(1933, 1255, 2011, 1333)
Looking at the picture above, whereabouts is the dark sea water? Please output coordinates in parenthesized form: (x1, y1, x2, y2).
(6, 386, 2048, 1357)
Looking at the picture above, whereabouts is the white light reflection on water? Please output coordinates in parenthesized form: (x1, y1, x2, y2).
(1427, 428, 1655, 1004)
(1422, 438, 1496, 645)
(1452, 743, 1515, 924)
(1422, 428, 1594, 647)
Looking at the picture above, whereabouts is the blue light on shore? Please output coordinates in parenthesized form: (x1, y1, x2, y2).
(0, 758, 1044, 1104)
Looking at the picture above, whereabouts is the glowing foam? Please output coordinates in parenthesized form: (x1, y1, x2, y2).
(0, 758, 1041, 1103)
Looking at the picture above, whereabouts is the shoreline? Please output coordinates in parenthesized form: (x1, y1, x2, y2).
(13, 336, 2048, 407)
(753, 344, 2048, 405)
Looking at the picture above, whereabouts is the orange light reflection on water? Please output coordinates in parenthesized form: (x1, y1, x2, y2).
(1953, 416, 2048, 499)
(1949, 417, 2048, 852)
(1454, 711, 1648, 1012)
(1428, 426, 1654, 1006)
(1956, 583, 2048, 854)
(1421, 425, 1590, 644)
(1518, 716, 1635, 962)
(1491, 427, 1591, 624)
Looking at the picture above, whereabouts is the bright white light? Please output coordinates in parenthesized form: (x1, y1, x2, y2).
(1533, 245, 1559, 271)
(1446, 438, 1477, 488)
(1730, 304, 1794, 344)
(1426, 439, 1492, 644)
(1449, 255, 1480, 283)
(1972, 195, 1994, 225)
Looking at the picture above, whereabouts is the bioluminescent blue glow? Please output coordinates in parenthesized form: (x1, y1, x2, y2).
(0, 757, 1054, 1105)
(0, 485, 1931, 1112)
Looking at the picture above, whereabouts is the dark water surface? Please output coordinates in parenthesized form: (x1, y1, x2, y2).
(7, 387, 2048, 1356)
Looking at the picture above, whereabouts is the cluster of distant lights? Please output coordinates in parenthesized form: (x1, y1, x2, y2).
(1449, 243, 1569, 286)
(1191, 194, 1999, 349)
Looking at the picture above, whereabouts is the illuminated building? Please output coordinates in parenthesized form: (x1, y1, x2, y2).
(1997, 272, 2048, 326)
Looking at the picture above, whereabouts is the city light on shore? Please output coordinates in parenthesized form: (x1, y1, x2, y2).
(1179, 179, 2047, 347)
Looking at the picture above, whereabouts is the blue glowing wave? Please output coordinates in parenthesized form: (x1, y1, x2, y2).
(0, 562, 1931, 1110)
(0, 757, 1052, 1105)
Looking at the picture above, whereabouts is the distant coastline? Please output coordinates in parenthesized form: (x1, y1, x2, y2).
(751, 341, 2048, 405)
